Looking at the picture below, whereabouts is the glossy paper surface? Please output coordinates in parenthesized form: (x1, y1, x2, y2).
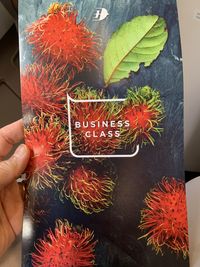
(19, 1, 189, 266)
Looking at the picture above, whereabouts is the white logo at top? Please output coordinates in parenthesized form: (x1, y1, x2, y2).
(93, 8, 109, 21)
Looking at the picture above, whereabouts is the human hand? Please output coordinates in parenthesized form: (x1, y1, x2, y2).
(0, 120, 30, 257)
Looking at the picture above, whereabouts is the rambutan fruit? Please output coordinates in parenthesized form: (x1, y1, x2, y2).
(139, 177, 189, 258)
(21, 63, 72, 121)
(70, 87, 104, 100)
(25, 188, 51, 224)
(32, 219, 97, 267)
(26, 2, 100, 74)
(121, 86, 165, 146)
(60, 164, 115, 214)
(24, 113, 70, 190)
(69, 88, 121, 155)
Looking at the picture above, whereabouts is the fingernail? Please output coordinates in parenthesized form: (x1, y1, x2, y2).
(15, 144, 27, 158)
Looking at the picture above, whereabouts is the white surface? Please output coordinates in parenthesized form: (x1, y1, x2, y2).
(186, 177, 200, 267)
(177, 0, 200, 172)
(0, 2, 13, 39)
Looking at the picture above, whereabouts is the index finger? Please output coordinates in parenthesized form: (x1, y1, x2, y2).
(0, 119, 24, 159)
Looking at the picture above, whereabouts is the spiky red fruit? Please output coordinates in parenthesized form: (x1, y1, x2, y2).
(121, 86, 164, 146)
(26, 189, 51, 224)
(60, 165, 115, 214)
(24, 114, 69, 189)
(26, 3, 100, 74)
(139, 177, 189, 257)
(32, 219, 97, 267)
(70, 88, 121, 155)
(21, 64, 72, 121)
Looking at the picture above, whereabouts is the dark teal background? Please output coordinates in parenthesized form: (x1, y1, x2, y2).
(19, 1, 187, 266)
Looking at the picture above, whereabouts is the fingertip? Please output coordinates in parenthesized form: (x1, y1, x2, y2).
(14, 144, 30, 160)
(11, 144, 30, 178)
(0, 144, 30, 190)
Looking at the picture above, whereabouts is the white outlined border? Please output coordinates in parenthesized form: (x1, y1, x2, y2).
(67, 94, 140, 158)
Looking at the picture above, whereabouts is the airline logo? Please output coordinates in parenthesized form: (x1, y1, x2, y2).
(93, 8, 109, 21)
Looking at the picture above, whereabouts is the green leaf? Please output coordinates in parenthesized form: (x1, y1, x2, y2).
(103, 15, 168, 85)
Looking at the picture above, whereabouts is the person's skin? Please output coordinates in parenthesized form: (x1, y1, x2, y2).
(0, 120, 30, 257)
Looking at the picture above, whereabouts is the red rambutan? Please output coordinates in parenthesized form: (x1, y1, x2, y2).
(60, 165, 115, 214)
(139, 177, 189, 257)
(32, 219, 97, 267)
(69, 88, 121, 155)
(26, 2, 100, 74)
(25, 188, 51, 224)
(121, 86, 164, 146)
(24, 114, 69, 190)
(21, 63, 72, 121)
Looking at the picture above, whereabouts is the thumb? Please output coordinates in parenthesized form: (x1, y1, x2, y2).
(0, 144, 30, 190)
